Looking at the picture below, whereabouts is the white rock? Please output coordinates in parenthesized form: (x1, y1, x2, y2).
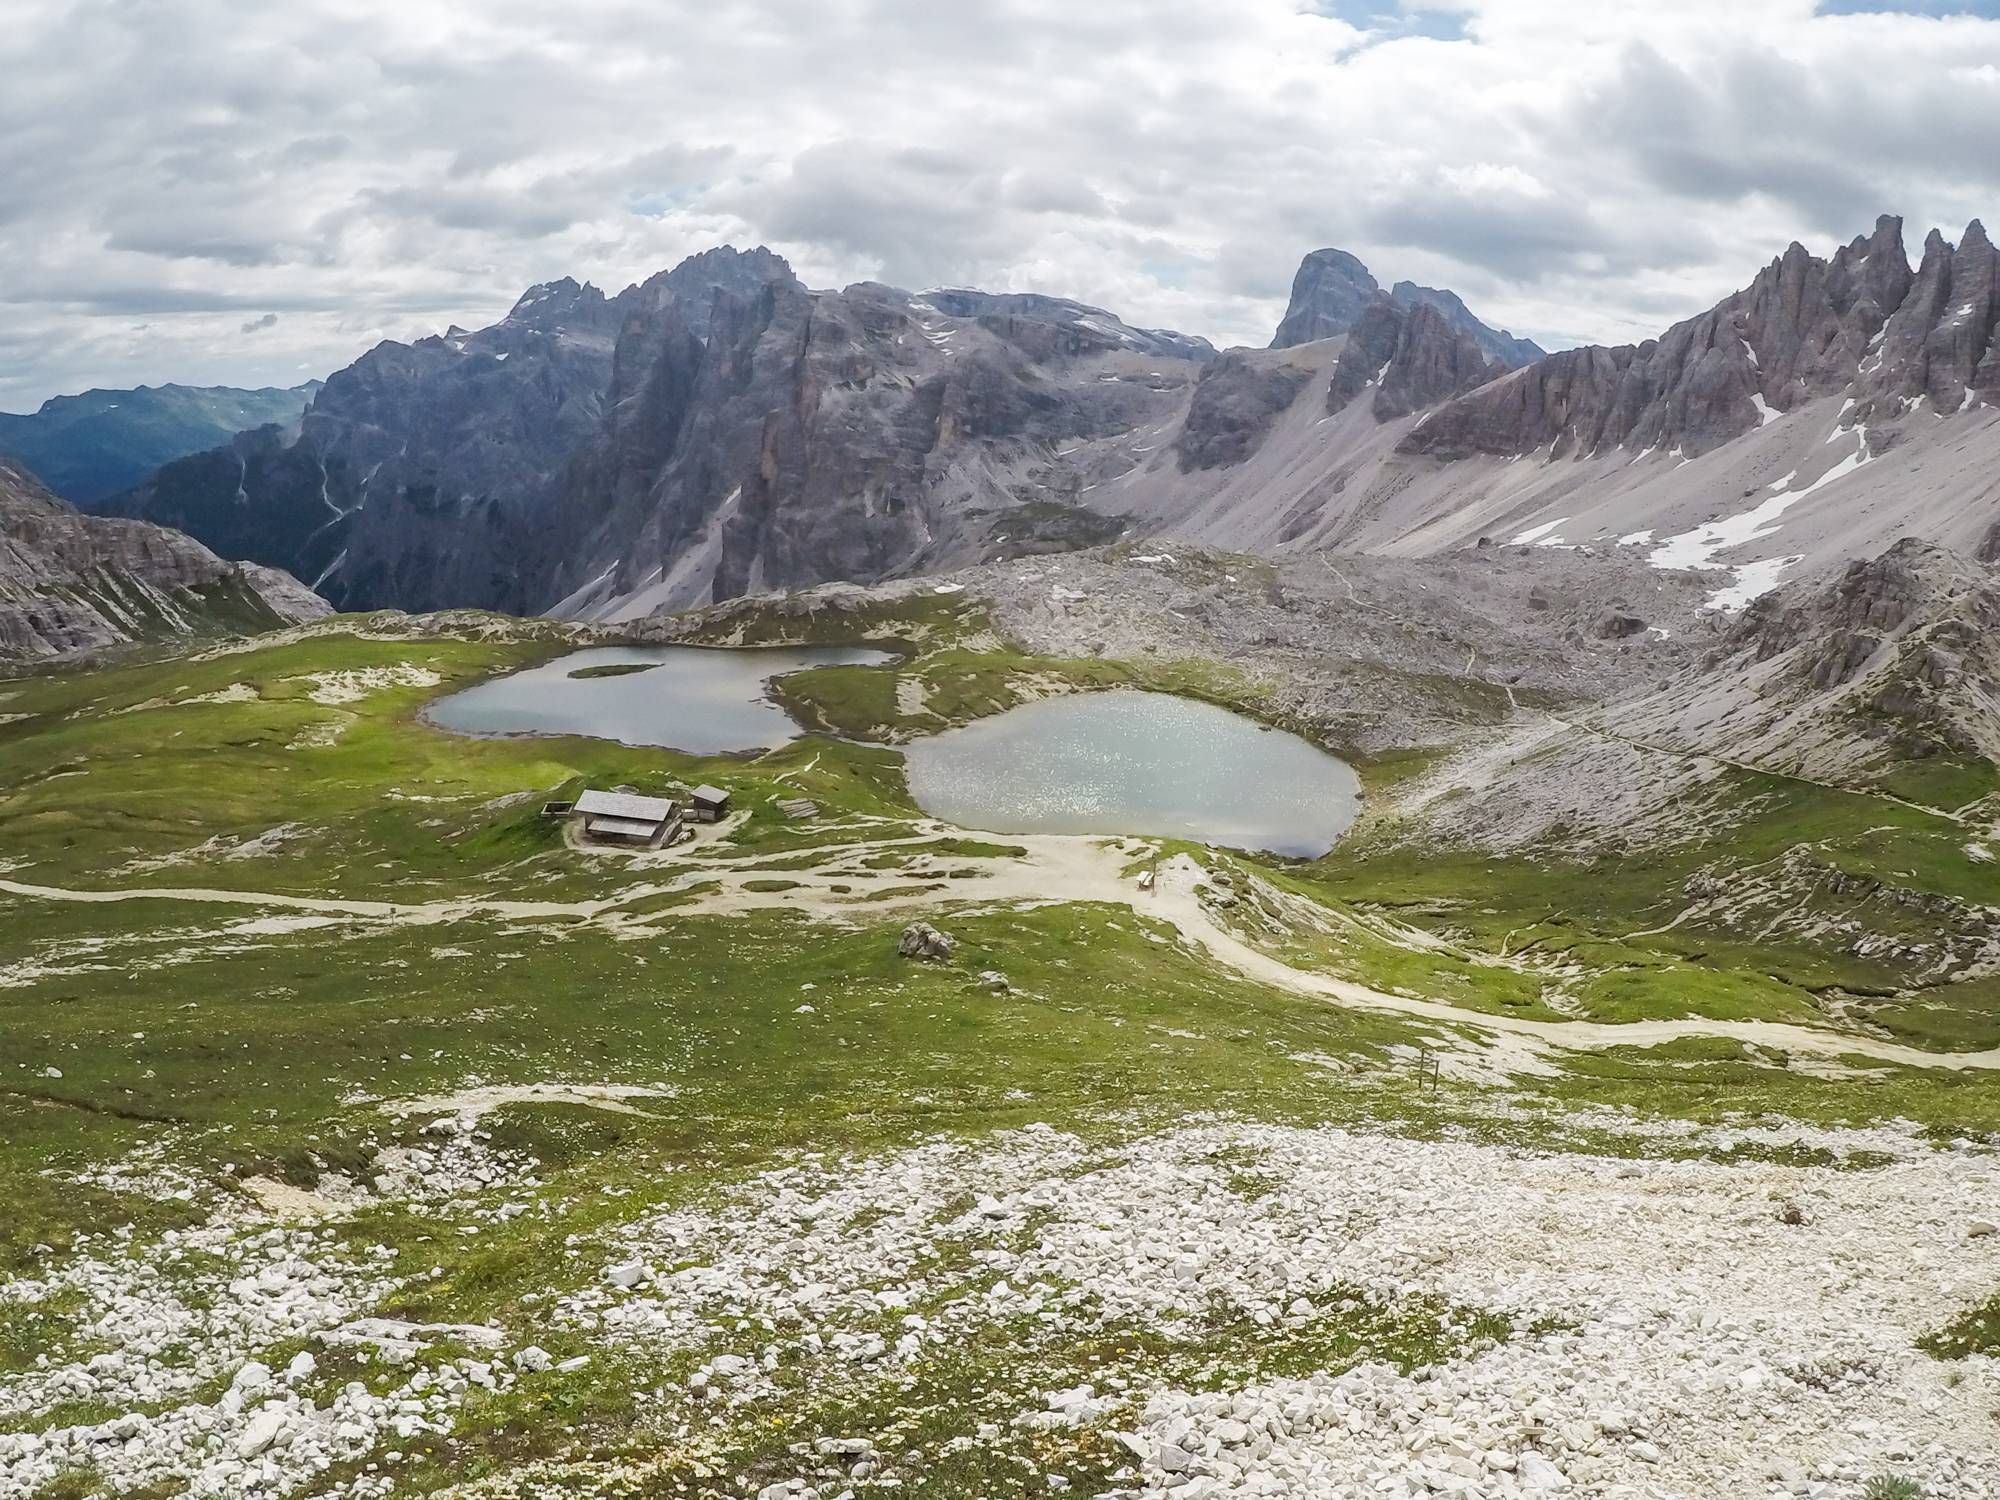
(231, 1361, 273, 1393)
(513, 1346, 552, 1372)
(234, 1407, 289, 1458)
(1516, 1452, 1570, 1492)
(284, 1352, 316, 1384)
(606, 1260, 647, 1288)
(1970, 1219, 1997, 1238)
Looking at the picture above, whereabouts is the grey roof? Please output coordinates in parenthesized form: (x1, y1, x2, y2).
(584, 815, 664, 839)
(690, 784, 730, 805)
(574, 789, 676, 823)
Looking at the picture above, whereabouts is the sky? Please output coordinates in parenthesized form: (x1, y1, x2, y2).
(5, 0, 2000, 409)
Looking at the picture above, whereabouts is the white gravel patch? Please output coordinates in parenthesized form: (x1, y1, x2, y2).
(576, 1120, 2000, 1500)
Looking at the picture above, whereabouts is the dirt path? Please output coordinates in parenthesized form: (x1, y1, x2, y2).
(9, 843, 1999, 1074)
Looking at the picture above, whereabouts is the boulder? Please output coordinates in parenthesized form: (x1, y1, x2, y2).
(234, 1406, 289, 1458)
(976, 971, 1010, 993)
(898, 922, 957, 961)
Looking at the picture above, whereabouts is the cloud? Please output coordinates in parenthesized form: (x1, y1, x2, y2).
(241, 313, 279, 334)
(4, 0, 2000, 405)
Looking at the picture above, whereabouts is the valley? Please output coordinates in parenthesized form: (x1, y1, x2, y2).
(3, 215, 2000, 1500)
(3, 546, 1999, 1499)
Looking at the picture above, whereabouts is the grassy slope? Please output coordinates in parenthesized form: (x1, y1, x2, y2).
(5, 610, 2000, 1496)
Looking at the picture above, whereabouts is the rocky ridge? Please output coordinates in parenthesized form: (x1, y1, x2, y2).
(1267, 250, 1543, 370)
(1598, 538, 2000, 780)
(1403, 215, 1998, 464)
(0, 460, 328, 659)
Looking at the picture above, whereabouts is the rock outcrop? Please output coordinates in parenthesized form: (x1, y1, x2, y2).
(898, 922, 957, 961)
(1175, 350, 1316, 471)
(1324, 295, 1508, 422)
(0, 460, 328, 659)
(1387, 281, 1545, 370)
(1604, 538, 2000, 777)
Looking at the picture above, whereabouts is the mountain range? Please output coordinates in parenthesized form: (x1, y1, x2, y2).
(0, 381, 320, 504)
(31, 212, 2000, 633)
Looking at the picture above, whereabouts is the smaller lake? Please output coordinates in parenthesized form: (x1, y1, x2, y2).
(425, 645, 894, 754)
(902, 691, 1360, 857)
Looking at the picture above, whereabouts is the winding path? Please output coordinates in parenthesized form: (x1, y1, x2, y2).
(7, 836, 1998, 1075)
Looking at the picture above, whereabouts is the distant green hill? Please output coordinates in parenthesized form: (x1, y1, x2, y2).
(0, 380, 321, 502)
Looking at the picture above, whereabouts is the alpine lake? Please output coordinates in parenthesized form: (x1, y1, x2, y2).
(427, 644, 1361, 856)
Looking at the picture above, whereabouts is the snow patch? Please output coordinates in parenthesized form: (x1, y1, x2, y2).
(1509, 519, 1569, 545)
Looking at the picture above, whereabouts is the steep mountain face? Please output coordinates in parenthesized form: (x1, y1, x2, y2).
(0, 460, 327, 659)
(1388, 282, 1545, 370)
(99, 248, 797, 614)
(0, 382, 320, 503)
(546, 282, 1216, 619)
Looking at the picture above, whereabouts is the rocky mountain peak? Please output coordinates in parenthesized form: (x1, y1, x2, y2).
(1268, 247, 1535, 372)
(621, 246, 801, 340)
(503, 276, 613, 333)
(1269, 249, 1380, 348)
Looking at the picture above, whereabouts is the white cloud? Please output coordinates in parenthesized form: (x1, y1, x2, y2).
(3, 0, 2000, 406)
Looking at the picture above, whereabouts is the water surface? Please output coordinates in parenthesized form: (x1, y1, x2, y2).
(425, 645, 893, 754)
(903, 690, 1359, 857)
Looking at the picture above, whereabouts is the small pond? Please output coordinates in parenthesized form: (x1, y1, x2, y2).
(423, 645, 894, 754)
(901, 690, 1360, 857)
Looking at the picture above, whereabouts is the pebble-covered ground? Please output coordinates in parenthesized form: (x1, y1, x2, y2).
(4, 1109, 1996, 1500)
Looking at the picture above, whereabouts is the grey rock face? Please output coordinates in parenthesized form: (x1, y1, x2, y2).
(1324, 296, 1507, 422)
(1269, 249, 1380, 348)
(1858, 219, 2000, 421)
(106, 251, 1212, 618)
(1175, 351, 1314, 470)
(0, 459, 327, 659)
(1269, 249, 1537, 369)
(548, 281, 1213, 615)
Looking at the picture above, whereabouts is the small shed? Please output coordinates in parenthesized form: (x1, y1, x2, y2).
(689, 785, 732, 822)
(573, 789, 682, 848)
